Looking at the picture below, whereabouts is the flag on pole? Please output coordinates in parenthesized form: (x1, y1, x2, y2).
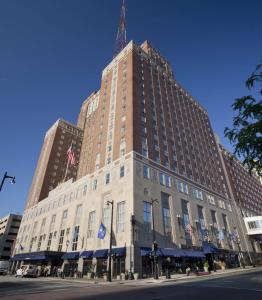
(218, 230, 224, 241)
(67, 143, 76, 166)
(185, 223, 193, 237)
(97, 222, 106, 240)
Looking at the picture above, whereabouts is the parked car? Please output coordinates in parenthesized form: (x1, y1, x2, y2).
(20, 265, 38, 278)
(0, 260, 9, 275)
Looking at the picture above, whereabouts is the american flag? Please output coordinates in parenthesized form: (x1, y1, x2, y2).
(67, 144, 76, 166)
(185, 223, 193, 236)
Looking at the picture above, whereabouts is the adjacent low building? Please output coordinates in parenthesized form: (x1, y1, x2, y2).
(0, 214, 22, 260)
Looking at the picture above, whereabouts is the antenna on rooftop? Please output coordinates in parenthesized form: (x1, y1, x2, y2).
(113, 0, 127, 57)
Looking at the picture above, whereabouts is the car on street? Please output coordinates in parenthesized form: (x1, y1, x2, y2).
(0, 260, 9, 275)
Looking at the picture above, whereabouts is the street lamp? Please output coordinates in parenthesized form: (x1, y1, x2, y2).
(107, 200, 114, 282)
(0, 172, 16, 192)
(151, 198, 159, 280)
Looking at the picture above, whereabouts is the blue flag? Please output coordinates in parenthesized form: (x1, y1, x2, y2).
(98, 222, 106, 240)
(218, 230, 224, 241)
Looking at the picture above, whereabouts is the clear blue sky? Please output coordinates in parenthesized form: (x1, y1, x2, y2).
(0, 0, 261, 217)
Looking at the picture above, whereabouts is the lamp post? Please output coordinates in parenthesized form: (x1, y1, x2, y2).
(0, 172, 16, 192)
(130, 215, 136, 275)
(151, 198, 159, 280)
(107, 200, 114, 282)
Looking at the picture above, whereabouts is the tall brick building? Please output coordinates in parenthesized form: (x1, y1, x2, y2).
(26, 119, 83, 209)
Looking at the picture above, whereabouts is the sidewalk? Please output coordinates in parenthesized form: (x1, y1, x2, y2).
(56, 266, 261, 286)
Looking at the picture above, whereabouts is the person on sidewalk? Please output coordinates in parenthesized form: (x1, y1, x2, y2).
(186, 266, 191, 276)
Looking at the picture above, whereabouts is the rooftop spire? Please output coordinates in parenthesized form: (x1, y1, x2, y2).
(113, 0, 127, 57)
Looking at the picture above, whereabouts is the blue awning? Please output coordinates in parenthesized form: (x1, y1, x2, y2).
(61, 252, 79, 260)
(183, 250, 205, 258)
(79, 251, 93, 259)
(111, 247, 126, 257)
(140, 247, 161, 256)
(93, 249, 108, 258)
(160, 248, 185, 257)
(203, 244, 220, 254)
(12, 251, 64, 261)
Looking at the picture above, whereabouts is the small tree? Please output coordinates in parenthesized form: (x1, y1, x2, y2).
(224, 62, 262, 176)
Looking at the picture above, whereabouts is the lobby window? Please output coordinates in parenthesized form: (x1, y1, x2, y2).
(72, 225, 79, 251)
(120, 166, 125, 178)
(58, 229, 65, 252)
(143, 201, 152, 231)
(197, 206, 206, 240)
(87, 211, 96, 238)
(163, 208, 171, 236)
(143, 165, 150, 179)
(105, 173, 110, 185)
(181, 199, 192, 241)
(117, 201, 125, 233)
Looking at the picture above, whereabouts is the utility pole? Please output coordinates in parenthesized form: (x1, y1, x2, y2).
(107, 200, 114, 282)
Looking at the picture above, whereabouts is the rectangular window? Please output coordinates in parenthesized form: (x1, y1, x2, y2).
(87, 211, 96, 238)
(143, 201, 152, 231)
(159, 172, 165, 185)
(193, 188, 203, 200)
(105, 173, 110, 185)
(117, 201, 125, 233)
(207, 194, 215, 205)
(165, 175, 171, 187)
(197, 206, 206, 240)
(181, 199, 192, 242)
(103, 206, 110, 229)
(46, 232, 53, 251)
(163, 208, 171, 236)
(178, 181, 189, 194)
(93, 179, 97, 190)
(72, 225, 79, 251)
(143, 165, 150, 179)
(120, 166, 125, 178)
(58, 229, 65, 252)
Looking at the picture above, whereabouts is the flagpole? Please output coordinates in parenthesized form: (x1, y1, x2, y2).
(63, 156, 70, 182)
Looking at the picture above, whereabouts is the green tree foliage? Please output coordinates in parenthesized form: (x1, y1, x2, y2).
(224, 62, 262, 176)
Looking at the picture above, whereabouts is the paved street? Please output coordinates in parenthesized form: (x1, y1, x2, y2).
(0, 268, 262, 300)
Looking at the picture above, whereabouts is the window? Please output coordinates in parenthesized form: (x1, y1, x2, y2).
(83, 184, 87, 195)
(177, 181, 189, 194)
(72, 225, 79, 251)
(197, 206, 206, 240)
(192, 188, 203, 200)
(163, 208, 171, 236)
(159, 173, 165, 185)
(143, 201, 152, 231)
(165, 175, 171, 187)
(75, 204, 82, 221)
(87, 211, 96, 238)
(93, 179, 97, 190)
(105, 173, 110, 185)
(142, 147, 148, 158)
(46, 232, 53, 251)
(143, 165, 150, 179)
(207, 194, 215, 205)
(103, 206, 110, 229)
(117, 201, 125, 233)
(120, 166, 125, 178)
(62, 210, 68, 220)
(181, 200, 192, 242)
(58, 229, 65, 251)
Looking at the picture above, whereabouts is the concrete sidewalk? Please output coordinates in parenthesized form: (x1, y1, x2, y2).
(51, 266, 261, 286)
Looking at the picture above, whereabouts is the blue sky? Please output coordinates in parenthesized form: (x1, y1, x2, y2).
(0, 0, 261, 217)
